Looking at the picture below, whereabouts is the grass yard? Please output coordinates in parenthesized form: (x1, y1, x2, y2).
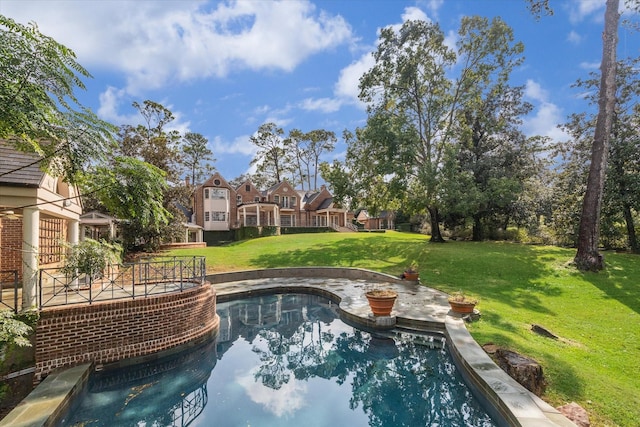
(169, 231, 640, 427)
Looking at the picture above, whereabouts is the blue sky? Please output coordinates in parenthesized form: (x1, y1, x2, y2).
(2, 0, 638, 183)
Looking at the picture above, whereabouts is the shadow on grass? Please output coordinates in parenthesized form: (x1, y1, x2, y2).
(578, 252, 640, 315)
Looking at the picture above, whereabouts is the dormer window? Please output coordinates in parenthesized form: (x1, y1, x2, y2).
(245, 184, 250, 192)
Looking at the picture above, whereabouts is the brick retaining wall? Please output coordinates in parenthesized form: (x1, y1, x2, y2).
(34, 284, 218, 382)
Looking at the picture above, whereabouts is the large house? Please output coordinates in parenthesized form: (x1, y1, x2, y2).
(0, 140, 82, 310)
(191, 172, 355, 237)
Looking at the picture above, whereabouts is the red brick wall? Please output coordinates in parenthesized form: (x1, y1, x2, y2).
(34, 284, 219, 382)
(0, 217, 23, 282)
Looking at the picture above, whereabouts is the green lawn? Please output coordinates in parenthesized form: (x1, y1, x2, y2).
(169, 231, 640, 427)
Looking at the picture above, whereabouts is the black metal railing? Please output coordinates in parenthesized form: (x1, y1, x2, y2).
(0, 270, 19, 313)
(38, 256, 206, 309)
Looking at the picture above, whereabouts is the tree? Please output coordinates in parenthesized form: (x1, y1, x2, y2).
(82, 156, 171, 252)
(0, 14, 114, 182)
(289, 129, 337, 190)
(117, 100, 182, 181)
(250, 122, 293, 187)
(574, 0, 620, 271)
(358, 17, 526, 242)
(181, 132, 215, 186)
(560, 57, 640, 252)
(449, 83, 544, 240)
(319, 158, 355, 209)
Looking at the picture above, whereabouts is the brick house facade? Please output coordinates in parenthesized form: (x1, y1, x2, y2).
(192, 173, 354, 233)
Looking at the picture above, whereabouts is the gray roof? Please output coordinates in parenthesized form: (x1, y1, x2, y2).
(0, 140, 46, 187)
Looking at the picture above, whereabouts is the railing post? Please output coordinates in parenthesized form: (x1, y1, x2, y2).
(179, 260, 183, 291)
(38, 269, 42, 311)
(9, 270, 17, 313)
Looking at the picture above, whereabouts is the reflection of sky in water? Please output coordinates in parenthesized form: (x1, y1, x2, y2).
(62, 294, 496, 427)
(237, 369, 308, 417)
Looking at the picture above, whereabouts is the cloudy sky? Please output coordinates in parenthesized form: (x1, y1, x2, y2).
(2, 0, 638, 182)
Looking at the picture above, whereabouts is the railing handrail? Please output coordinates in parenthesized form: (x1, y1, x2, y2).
(38, 256, 206, 309)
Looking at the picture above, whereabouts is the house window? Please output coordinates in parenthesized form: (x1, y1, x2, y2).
(237, 195, 242, 204)
(214, 179, 221, 185)
(281, 215, 292, 226)
(274, 195, 280, 204)
(245, 184, 250, 192)
(204, 188, 210, 199)
(254, 196, 260, 202)
(211, 189, 227, 199)
(39, 218, 63, 264)
(212, 211, 226, 221)
(204, 212, 210, 222)
(291, 196, 296, 206)
(282, 196, 290, 208)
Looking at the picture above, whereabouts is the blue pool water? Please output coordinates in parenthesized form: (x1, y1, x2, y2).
(61, 293, 496, 426)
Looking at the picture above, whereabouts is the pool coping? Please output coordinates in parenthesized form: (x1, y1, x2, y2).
(1, 267, 577, 427)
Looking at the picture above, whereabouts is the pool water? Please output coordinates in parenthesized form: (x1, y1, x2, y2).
(61, 293, 496, 427)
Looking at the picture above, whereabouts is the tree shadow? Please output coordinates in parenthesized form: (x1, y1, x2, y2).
(576, 252, 640, 314)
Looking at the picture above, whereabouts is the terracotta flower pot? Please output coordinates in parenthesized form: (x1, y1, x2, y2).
(403, 271, 419, 281)
(448, 300, 476, 314)
(365, 290, 397, 316)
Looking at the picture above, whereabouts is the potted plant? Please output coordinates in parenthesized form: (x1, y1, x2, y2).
(447, 291, 478, 314)
(365, 287, 398, 316)
(61, 238, 122, 286)
(402, 262, 419, 281)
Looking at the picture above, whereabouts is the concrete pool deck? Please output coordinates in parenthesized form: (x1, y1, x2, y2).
(1, 268, 576, 427)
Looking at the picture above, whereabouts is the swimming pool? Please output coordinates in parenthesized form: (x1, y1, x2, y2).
(60, 293, 496, 426)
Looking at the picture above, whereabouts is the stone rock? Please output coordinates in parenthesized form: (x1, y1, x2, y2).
(482, 343, 499, 354)
(531, 324, 559, 340)
(556, 402, 590, 427)
(495, 348, 546, 396)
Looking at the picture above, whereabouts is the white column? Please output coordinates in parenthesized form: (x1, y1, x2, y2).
(274, 206, 278, 226)
(22, 207, 39, 310)
(69, 219, 79, 245)
(256, 205, 260, 226)
(343, 211, 347, 226)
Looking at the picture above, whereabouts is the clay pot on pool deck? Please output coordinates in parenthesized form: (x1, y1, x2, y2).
(365, 289, 398, 316)
(447, 292, 478, 314)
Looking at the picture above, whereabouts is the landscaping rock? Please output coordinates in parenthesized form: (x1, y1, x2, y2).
(495, 348, 546, 396)
(556, 402, 590, 427)
(531, 323, 559, 340)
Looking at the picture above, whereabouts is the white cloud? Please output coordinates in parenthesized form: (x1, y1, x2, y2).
(213, 134, 255, 156)
(401, 6, 431, 23)
(2, 0, 354, 94)
(524, 79, 549, 103)
(567, 0, 605, 24)
(334, 53, 375, 107)
(523, 80, 569, 143)
(580, 61, 600, 70)
(300, 97, 343, 113)
(567, 30, 582, 44)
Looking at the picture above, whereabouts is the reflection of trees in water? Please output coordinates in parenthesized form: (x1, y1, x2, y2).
(64, 340, 217, 427)
(239, 294, 494, 427)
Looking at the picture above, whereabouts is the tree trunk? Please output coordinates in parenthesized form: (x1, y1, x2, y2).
(428, 206, 446, 242)
(574, 0, 619, 272)
(622, 203, 638, 253)
(472, 214, 483, 241)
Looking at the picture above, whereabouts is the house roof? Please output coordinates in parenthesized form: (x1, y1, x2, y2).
(317, 197, 333, 210)
(0, 140, 46, 187)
